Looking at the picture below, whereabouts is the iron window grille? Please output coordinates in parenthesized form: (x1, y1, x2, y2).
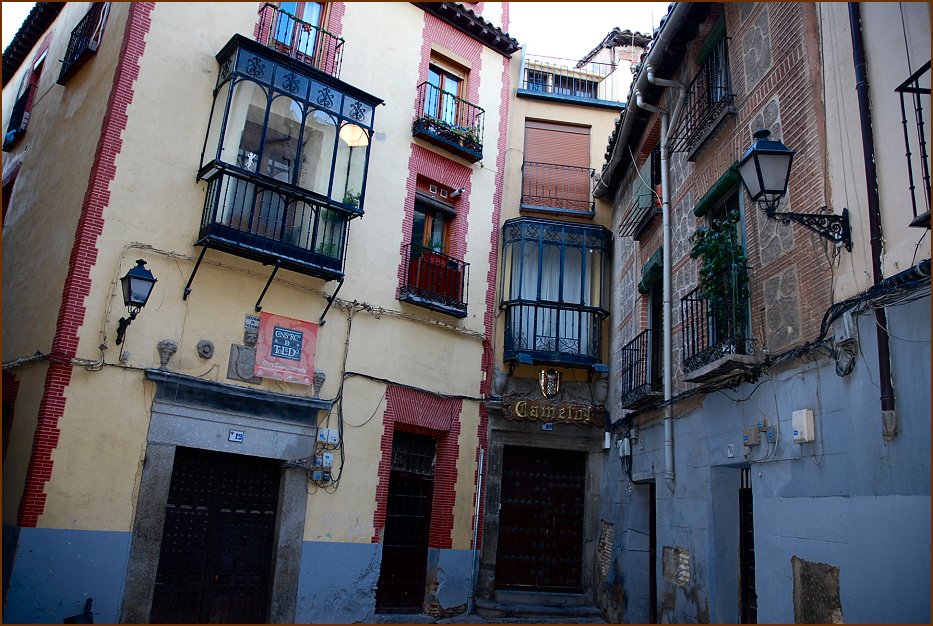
(896, 60, 931, 228)
(501, 218, 611, 367)
(57, 2, 110, 85)
(2, 83, 33, 152)
(671, 36, 735, 159)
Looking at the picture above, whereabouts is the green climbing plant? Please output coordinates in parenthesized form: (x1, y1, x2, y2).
(689, 212, 749, 340)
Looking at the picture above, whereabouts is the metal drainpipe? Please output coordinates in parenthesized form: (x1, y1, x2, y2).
(635, 80, 682, 482)
(848, 3, 897, 439)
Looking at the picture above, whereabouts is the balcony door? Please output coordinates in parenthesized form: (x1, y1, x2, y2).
(522, 120, 591, 211)
(425, 65, 463, 126)
(273, 2, 323, 61)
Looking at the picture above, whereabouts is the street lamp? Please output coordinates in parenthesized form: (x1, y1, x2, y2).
(737, 129, 851, 251)
(115, 259, 157, 345)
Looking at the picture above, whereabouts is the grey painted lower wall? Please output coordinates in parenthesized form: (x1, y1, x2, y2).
(3, 528, 131, 624)
(296, 541, 382, 623)
(295, 542, 475, 623)
(599, 297, 931, 624)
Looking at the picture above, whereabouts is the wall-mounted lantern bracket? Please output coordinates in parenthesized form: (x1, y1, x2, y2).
(764, 205, 852, 252)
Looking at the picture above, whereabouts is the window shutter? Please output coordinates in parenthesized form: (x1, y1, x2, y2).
(523, 120, 590, 167)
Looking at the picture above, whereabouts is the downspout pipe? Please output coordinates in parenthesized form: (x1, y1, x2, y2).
(848, 3, 897, 438)
(594, 3, 692, 198)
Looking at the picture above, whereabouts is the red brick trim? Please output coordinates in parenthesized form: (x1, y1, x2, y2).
(2, 371, 20, 462)
(474, 6, 512, 549)
(17, 3, 155, 528)
(371, 385, 462, 549)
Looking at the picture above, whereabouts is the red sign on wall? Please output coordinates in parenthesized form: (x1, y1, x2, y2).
(254, 312, 318, 386)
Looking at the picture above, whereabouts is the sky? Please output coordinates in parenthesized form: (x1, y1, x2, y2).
(3, 2, 669, 58)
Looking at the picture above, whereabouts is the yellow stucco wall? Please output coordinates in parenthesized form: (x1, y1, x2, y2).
(1, 2, 130, 526)
(19, 2, 500, 551)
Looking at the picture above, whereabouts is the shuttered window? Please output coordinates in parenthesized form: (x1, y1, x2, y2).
(522, 121, 592, 212)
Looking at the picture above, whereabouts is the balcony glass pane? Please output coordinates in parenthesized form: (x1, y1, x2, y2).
(262, 95, 303, 182)
(298, 109, 337, 196)
(202, 81, 230, 170)
(334, 123, 369, 208)
(562, 246, 583, 304)
(222, 80, 268, 172)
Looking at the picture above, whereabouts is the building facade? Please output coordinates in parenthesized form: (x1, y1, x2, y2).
(2, 2, 518, 622)
(596, 2, 929, 623)
(476, 30, 648, 617)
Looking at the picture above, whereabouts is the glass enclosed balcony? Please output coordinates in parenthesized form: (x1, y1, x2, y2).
(197, 35, 381, 281)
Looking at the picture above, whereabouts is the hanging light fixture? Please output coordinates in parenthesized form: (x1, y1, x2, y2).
(116, 259, 157, 345)
(737, 129, 852, 251)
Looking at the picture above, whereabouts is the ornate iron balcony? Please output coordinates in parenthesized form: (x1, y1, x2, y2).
(896, 60, 931, 229)
(619, 329, 662, 410)
(399, 243, 469, 318)
(256, 3, 343, 78)
(671, 37, 734, 160)
(412, 81, 484, 162)
(521, 162, 595, 215)
(680, 285, 759, 382)
(57, 2, 109, 85)
(198, 164, 348, 281)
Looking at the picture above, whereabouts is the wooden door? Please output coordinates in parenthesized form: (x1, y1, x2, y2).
(149, 447, 280, 624)
(495, 445, 586, 592)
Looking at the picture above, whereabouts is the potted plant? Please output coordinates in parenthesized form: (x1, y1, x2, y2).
(343, 190, 361, 209)
(689, 213, 749, 350)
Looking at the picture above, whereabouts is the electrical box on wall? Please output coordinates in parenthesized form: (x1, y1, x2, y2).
(743, 426, 761, 447)
(792, 409, 815, 443)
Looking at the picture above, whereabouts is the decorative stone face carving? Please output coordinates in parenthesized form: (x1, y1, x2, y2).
(157, 340, 177, 370)
(491, 367, 507, 397)
(312, 369, 326, 399)
(196, 340, 214, 360)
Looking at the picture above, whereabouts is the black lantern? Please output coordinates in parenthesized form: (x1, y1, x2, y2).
(737, 129, 851, 251)
(737, 129, 795, 213)
(116, 259, 157, 345)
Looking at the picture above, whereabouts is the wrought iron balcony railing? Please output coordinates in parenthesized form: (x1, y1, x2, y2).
(680, 285, 756, 376)
(256, 3, 343, 78)
(2, 85, 33, 152)
(504, 301, 605, 367)
(400, 243, 469, 318)
(520, 54, 624, 106)
(58, 2, 109, 85)
(670, 37, 734, 159)
(618, 192, 662, 239)
(521, 162, 595, 215)
(198, 164, 348, 281)
(896, 60, 931, 228)
(619, 328, 662, 409)
(412, 82, 484, 162)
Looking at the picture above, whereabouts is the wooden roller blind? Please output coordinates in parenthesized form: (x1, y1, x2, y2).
(523, 120, 590, 167)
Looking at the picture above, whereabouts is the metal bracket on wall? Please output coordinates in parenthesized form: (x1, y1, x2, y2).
(318, 277, 344, 326)
(254, 261, 281, 312)
(182, 246, 208, 300)
(765, 206, 852, 252)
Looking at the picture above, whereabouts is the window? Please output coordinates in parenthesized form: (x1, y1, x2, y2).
(526, 69, 548, 92)
(3, 54, 44, 152)
(272, 2, 324, 60)
(58, 2, 111, 85)
(412, 204, 451, 255)
(553, 74, 597, 99)
(521, 121, 593, 213)
(501, 218, 611, 366)
(424, 64, 463, 126)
